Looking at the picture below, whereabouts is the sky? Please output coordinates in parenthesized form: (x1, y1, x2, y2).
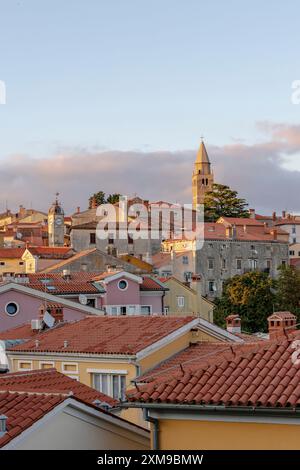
(1, 0, 300, 214)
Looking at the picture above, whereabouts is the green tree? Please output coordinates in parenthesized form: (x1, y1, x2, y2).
(88, 191, 106, 208)
(204, 183, 250, 222)
(276, 265, 300, 316)
(106, 193, 121, 205)
(214, 271, 276, 333)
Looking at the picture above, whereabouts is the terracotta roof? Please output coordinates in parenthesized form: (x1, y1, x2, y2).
(0, 323, 41, 340)
(41, 248, 97, 272)
(0, 368, 117, 407)
(0, 248, 26, 258)
(8, 316, 197, 355)
(25, 271, 104, 294)
(140, 277, 168, 291)
(137, 341, 263, 383)
(268, 311, 297, 321)
(0, 391, 68, 447)
(204, 222, 287, 242)
(217, 217, 264, 226)
(27, 247, 73, 259)
(127, 337, 300, 408)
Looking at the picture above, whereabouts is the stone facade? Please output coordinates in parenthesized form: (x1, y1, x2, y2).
(196, 238, 289, 299)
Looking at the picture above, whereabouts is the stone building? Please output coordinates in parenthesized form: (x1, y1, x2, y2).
(48, 194, 65, 247)
(192, 139, 214, 208)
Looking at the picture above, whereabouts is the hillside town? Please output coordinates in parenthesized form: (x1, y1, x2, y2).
(0, 141, 300, 451)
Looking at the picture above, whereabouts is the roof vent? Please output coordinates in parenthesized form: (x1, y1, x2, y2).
(35, 339, 40, 348)
(0, 415, 7, 437)
(63, 340, 68, 348)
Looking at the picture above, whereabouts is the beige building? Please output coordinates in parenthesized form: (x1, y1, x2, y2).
(159, 276, 214, 322)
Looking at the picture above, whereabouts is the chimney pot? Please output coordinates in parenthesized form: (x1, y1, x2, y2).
(225, 314, 241, 334)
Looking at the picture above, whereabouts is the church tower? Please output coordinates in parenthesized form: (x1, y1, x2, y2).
(192, 140, 214, 208)
(48, 194, 65, 247)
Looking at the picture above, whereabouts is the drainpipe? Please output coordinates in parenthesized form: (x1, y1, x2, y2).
(143, 408, 159, 450)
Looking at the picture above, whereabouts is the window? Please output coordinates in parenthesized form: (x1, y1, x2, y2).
(236, 259, 242, 270)
(92, 373, 126, 400)
(222, 259, 226, 269)
(248, 259, 258, 270)
(164, 306, 169, 315)
(108, 234, 114, 245)
(39, 361, 55, 369)
(208, 258, 214, 270)
(177, 296, 185, 307)
(118, 279, 128, 290)
(0, 261, 5, 266)
(292, 226, 296, 234)
(5, 302, 19, 316)
(184, 271, 193, 282)
(208, 281, 216, 293)
(141, 305, 151, 315)
(293, 238, 297, 244)
(18, 361, 32, 371)
(282, 260, 287, 267)
(290, 250, 295, 256)
(19, 261, 24, 266)
(182, 255, 189, 265)
(62, 363, 78, 374)
(90, 232, 96, 244)
(161, 270, 172, 277)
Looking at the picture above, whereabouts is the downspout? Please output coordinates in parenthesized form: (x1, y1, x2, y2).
(162, 291, 165, 314)
(143, 408, 159, 450)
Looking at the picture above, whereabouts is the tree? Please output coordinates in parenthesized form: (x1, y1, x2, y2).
(276, 265, 300, 316)
(106, 193, 121, 205)
(204, 184, 250, 222)
(213, 271, 276, 333)
(89, 191, 106, 208)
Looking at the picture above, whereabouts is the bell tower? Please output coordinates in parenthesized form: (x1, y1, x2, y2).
(48, 193, 65, 247)
(192, 139, 214, 209)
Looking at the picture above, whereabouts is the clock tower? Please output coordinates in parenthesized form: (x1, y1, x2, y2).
(48, 193, 65, 247)
(192, 139, 214, 209)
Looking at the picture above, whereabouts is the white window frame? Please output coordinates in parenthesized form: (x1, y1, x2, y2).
(17, 360, 32, 371)
(140, 305, 152, 315)
(177, 296, 185, 308)
(90, 371, 127, 400)
(39, 361, 55, 369)
(62, 362, 79, 374)
(5, 301, 20, 317)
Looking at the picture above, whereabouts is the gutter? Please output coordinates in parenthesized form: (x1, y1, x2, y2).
(143, 408, 159, 450)
(122, 402, 300, 418)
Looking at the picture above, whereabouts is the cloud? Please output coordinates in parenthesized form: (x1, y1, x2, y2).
(1, 121, 300, 215)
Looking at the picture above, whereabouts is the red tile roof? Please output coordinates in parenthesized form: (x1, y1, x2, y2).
(127, 337, 300, 408)
(0, 368, 117, 406)
(27, 246, 73, 259)
(0, 390, 67, 447)
(217, 217, 264, 226)
(137, 341, 263, 383)
(0, 323, 41, 340)
(0, 248, 26, 258)
(14, 272, 104, 295)
(140, 277, 168, 291)
(8, 316, 197, 355)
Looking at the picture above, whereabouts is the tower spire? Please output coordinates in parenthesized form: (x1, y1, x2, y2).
(192, 139, 214, 208)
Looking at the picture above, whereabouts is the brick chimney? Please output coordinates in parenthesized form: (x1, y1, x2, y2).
(249, 208, 255, 219)
(39, 303, 64, 325)
(282, 210, 286, 219)
(272, 211, 277, 221)
(268, 311, 297, 340)
(225, 314, 241, 334)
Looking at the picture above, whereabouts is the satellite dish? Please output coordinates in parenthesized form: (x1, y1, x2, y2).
(79, 294, 88, 305)
(16, 232, 23, 239)
(43, 311, 55, 328)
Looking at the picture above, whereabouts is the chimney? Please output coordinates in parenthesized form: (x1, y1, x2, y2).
(76, 206, 81, 213)
(190, 274, 202, 297)
(39, 303, 64, 324)
(268, 311, 297, 340)
(0, 415, 7, 437)
(282, 210, 286, 219)
(249, 208, 255, 219)
(62, 269, 71, 280)
(272, 211, 277, 221)
(19, 205, 26, 217)
(91, 197, 97, 209)
(225, 314, 241, 334)
(271, 229, 278, 241)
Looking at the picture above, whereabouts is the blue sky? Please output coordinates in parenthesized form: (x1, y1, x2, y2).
(0, 0, 300, 212)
